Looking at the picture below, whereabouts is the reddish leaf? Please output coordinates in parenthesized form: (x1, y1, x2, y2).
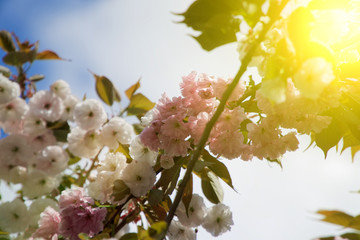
(36, 50, 63, 60)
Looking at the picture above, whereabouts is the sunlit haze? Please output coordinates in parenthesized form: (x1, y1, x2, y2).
(1, 1, 360, 239)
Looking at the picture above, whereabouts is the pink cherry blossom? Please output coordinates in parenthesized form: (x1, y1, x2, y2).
(209, 129, 245, 160)
(59, 205, 106, 240)
(156, 94, 187, 119)
(140, 120, 162, 151)
(59, 187, 94, 209)
(159, 135, 190, 157)
(161, 115, 189, 139)
(32, 207, 61, 240)
(188, 112, 211, 144)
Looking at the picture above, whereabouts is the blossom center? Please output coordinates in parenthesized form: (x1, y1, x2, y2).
(6, 104, 13, 110)
(12, 146, 19, 153)
(44, 102, 51, 109)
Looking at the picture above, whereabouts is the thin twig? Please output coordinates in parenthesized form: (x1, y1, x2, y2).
(77, 150, 101, 186)
(104, 194, 134, 228)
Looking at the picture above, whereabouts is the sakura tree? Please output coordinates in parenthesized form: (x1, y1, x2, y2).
(0, 0, 359, 240)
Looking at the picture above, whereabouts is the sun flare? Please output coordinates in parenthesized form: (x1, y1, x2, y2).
(310, 3, 360, 65)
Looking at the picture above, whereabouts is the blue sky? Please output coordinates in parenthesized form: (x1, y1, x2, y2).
(1, 1, 360, 240)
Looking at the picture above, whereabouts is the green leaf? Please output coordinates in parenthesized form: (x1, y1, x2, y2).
(78, 233, 90, 240)
(182, 174, 193, 216)
(341, 233, 360, 240)
(148, 189, 163, 206)
(180, 0, 244, 51)
(137, 225, 155, 240)
(0, 229, 10, 240)
(0, 30, 16, 52)
(316, 237, 336, 240)
(125, 78, 141, 100)
(112, 180, 130, 202)
(313, 118, 344, 157)
(317, 210, 359, 230)
(48, 121, 70, 142)
(192, 13, 241, 51)
(240, 99, 260, 113)
(342, 131, 360, 153)
(36, 50, 63, 60)
(201, 150, 234, 189)
(156, 158, 183, 195)
(92, 72, 121, 106)
(180, 0, 267, 50)
(0, 65, 11, 77)
(59, 175, 76, 192)
(119, 233, 138, 240)
(127, 93, 155, 117)
(29, 74, 45, 82)
(97, 204, 113, 208)
(351, 145, 360, 160)
(201, 169, 224, 204)
(193, 159, 213, 173)
(116, 143, 132, 162)
(132, 123, 144, 135)
(148, 221, 167, 240)
(266, 158, 283, 168)
(91, 233, 111, 239)
(3, 48, 38, 66)
(66, 149, 81, 165)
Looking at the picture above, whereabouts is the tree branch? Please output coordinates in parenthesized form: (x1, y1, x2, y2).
(164, 0, 290, 231)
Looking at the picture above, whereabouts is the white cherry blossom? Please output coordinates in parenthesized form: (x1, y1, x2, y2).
(73, 99, 107, 130)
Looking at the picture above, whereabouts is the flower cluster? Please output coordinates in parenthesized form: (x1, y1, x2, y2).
(0, 74, 160, 238)
(0, 188, 107, 240)
(88, 144, 157, 202)
(0, 68, 298, 239)
(169, 196, 234, 239)
(236, 5, 344, 136)
(68, 100, 134, 159)
(140, 71, 299, 161)
(58, 188, 107, 239)
(0, 77, 76, 197)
